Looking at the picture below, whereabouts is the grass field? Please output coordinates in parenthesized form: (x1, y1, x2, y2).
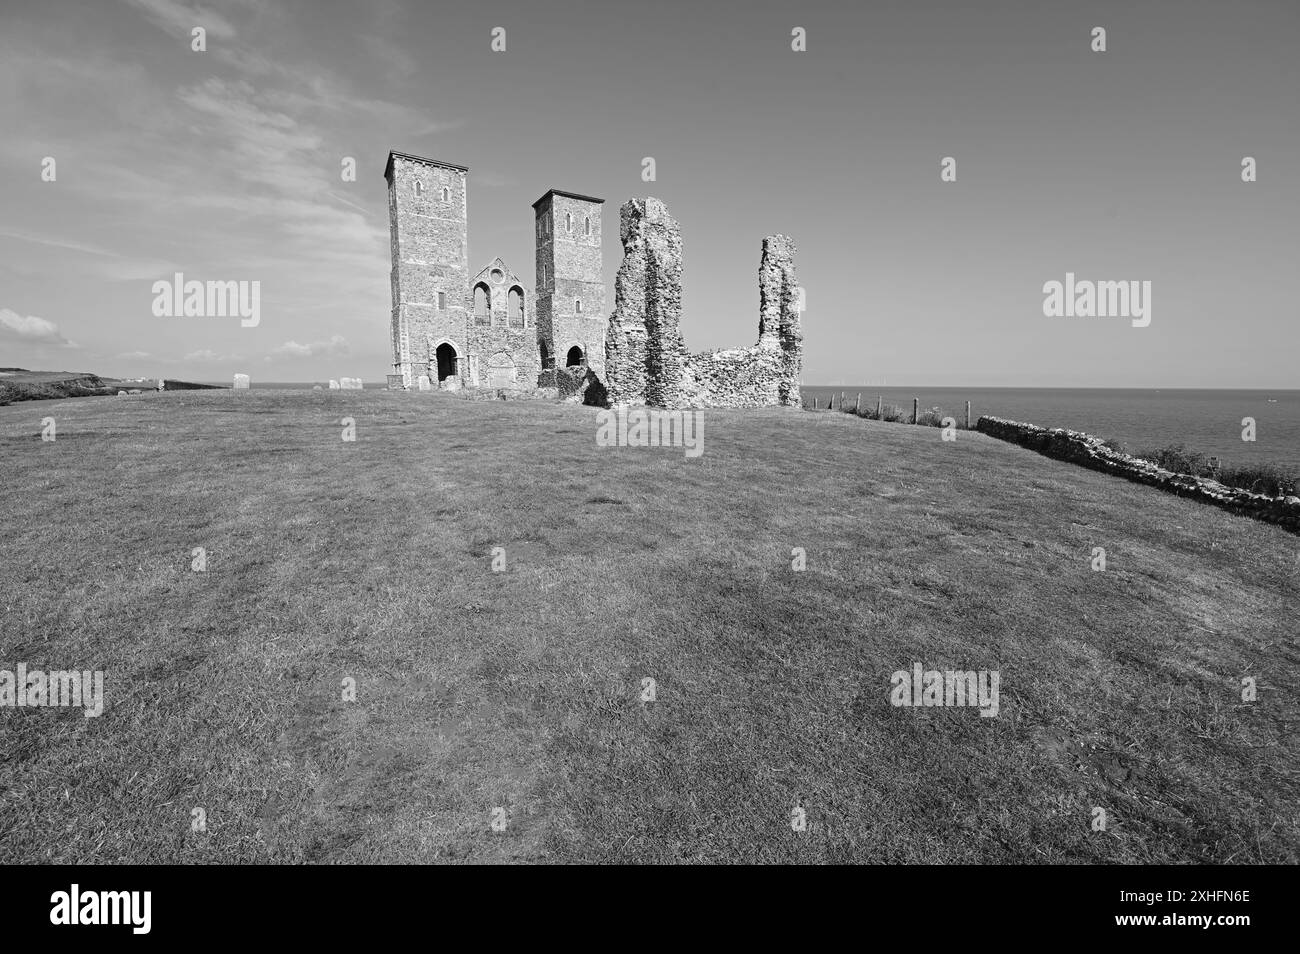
(1, 389, 1296, 863)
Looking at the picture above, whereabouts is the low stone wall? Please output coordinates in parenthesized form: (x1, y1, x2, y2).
(537, 366, 604, 404)
(683, 346, 786, 407)
(976, 416, 1300, 533)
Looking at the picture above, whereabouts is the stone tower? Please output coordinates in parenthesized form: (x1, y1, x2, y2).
(385, 152, 469, 387)
(533, 189, 605, 376)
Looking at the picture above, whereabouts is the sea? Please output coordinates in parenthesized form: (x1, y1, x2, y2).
(801, 387, 1300, 469)
(212, 382, 1299, 470)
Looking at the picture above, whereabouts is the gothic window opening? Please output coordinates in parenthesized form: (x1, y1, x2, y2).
(508, 286, 525, 328)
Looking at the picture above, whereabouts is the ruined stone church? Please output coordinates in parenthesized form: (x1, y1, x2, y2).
(385, 150, 804, 407)
(385, 150, 606, 391)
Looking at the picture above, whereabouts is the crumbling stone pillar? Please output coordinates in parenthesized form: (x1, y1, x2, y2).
(603, 201, 649, 406)
(604, 198, 689, 407)
(760, 234, 803, 407)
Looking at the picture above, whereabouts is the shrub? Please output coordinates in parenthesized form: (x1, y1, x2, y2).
(916, 406, 948, 427)
(1216, 463, 1299, 498)
(1139, 443, 1299, 497)
(1138, 443, 1210, 477)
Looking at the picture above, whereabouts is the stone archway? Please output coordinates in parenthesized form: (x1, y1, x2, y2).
(434, 341, 459, 381)
(565, 345, 585, 367)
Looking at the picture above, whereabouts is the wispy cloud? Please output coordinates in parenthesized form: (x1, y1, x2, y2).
(183, 349, 242, 363)
(0, 308, 78, 347)
(1, 1, 456, 376)
(271, 335, 350, 358)
(120, 0, 237, 40)
(0, 228, 117, 258)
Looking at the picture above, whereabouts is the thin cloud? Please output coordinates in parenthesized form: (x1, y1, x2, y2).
(120, 0, 237, 40)
(0, 228, 117, 257)
(0, 308, 78, 347)
(271, 335, 350, 358)
(183, 349, 242, 363)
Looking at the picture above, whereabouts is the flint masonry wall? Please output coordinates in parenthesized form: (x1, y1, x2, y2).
(603, 197, 802, 409)
(976, 416, 1300, 533)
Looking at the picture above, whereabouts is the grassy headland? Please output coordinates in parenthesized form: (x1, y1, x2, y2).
(0, 390, 1296, 863)
(0, 368, 221, 405)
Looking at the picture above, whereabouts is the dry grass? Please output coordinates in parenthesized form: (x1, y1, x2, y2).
(0, 389, 1296, 863)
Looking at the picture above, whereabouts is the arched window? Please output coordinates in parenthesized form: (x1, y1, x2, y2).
(413, 180, 423, 196)
(540, 264, 547, 288)
(565, 212, 572, 232)
(566, 345, 585, 367)
(473, 284, 490, 326)
(584, 216, 591, 236)
(508, 287, 524, 328)
(575, 299, 582, 314)
(441, 187, 449, 202)
(437, 291, 446, 311)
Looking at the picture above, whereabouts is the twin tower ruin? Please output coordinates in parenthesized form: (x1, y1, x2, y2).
(385, 150, 802, 406)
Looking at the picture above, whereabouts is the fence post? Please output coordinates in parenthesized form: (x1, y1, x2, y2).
(912, 398, 919, 424)
(876, 396, 882, 418)
(965, 401, 971, 429)
(855, 392, 861, 413)
(813, 397, 818, 409)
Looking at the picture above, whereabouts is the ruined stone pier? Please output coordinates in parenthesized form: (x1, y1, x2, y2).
(603, 197, 802, 409)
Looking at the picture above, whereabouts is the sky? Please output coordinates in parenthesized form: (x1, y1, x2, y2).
(0, 0, 1297, 387)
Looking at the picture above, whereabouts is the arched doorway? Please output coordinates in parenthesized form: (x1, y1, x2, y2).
(435, 342, 458, 381)
(565, 345, 585, 367)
